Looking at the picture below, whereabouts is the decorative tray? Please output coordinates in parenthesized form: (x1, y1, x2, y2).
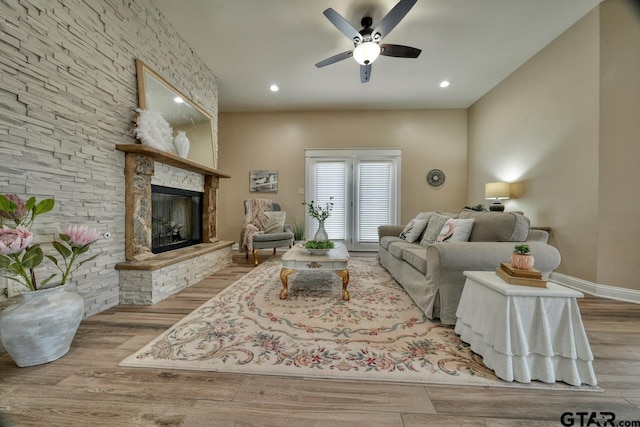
(298, 243, 338, 255)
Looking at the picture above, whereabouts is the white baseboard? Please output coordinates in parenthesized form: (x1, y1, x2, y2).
(550, 272, 640, 304)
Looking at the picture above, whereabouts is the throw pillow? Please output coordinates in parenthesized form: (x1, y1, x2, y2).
(436, 218, 475, 243)
(399, 218, 429, 243)
(415, 212, 434, 221)
(419, 213, 452, 246)
(264, 211, 286, 234)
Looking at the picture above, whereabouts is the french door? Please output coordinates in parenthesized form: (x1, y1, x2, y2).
(305, 149, 401, 251)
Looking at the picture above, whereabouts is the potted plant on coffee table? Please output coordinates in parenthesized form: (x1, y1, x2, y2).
(302, 196, 334, 241)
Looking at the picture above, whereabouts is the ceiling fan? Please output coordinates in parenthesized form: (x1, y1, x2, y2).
(315, 0, 422, 83)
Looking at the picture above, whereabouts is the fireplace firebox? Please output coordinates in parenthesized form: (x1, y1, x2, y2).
(151, 185, 203, 253)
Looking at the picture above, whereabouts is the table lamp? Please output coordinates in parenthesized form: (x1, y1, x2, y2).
(485, 182, 510, 211)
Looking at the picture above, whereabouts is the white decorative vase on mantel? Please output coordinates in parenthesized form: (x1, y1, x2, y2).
(173, 131, 190, 158)
(0, 285, 84, 367)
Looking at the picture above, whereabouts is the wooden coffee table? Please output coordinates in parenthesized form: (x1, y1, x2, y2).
(280, 243, 350, 301)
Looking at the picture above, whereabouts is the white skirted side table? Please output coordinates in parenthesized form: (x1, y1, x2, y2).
(455, 271, 597, 386)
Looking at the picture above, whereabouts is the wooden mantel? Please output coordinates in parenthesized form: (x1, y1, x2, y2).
(116, 144, 230, 261)
(116, 144, 230, 178)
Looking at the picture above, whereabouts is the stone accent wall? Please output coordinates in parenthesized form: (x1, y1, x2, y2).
(0, 0, 218, 317)
(152, 163, 205, 193)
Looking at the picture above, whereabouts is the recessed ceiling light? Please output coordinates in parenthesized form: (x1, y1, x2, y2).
(173, 96, 184, 103)
(270, 84, 279, 92)
(439, 80, 450, 88)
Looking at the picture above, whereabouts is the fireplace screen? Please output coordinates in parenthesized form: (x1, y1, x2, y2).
(151, 185, 203, 253)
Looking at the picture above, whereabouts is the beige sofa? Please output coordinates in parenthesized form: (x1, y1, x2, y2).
(378, 210, 561, 325)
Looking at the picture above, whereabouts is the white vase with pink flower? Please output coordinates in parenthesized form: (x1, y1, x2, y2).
(0, 194, 102, 367)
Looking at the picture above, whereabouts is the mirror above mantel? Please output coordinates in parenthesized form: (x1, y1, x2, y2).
(135, 59, 216, 168)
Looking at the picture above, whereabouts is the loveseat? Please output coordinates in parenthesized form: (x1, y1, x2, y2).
(378, 210, 561, 325)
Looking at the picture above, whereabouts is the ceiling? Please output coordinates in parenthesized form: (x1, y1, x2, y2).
(151, 0, 601, 112)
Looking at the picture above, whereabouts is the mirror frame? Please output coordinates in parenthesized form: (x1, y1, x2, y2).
(135, 58, 216, 167)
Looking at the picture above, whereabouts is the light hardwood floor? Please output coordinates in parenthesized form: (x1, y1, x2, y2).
(1, 253, 640, 426)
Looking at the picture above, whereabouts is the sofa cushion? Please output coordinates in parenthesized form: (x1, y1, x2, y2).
(403, 247, 427, 274)
(253, 231, 293, 242)
(436, 211, 460, 219)
(458, 210, 530, 242)
(399, 218, 429, 243)
(388, 241, 417, 258)
(420, 213, 453, 246)
(436, 218, 475, 243)
(415, 212, 434, 221)
(380, 235, 404, 250)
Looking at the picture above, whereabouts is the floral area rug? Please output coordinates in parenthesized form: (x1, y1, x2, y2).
(120, 258, 596, 390)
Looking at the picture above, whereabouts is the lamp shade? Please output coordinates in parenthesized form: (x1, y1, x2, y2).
(485, 182, 510, 200)
(353, 42, 381, 65)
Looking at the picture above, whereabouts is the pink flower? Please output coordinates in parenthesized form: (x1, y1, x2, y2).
(0, 226, 33, 255)
(0, 194, 27, 221)
(62, 225, 101, 248)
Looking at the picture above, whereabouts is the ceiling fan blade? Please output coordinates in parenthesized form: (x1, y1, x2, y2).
(323, 8, 362, 43)
(372, 0, 417, 39)
(380, 44, 421, 58)
(360, 64, 372, 83)
(315, 51, 353, 68)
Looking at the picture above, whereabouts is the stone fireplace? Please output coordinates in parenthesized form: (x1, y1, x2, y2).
(115, 144, 232, 304)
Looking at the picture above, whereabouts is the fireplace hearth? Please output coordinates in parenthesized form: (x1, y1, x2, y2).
(151, 185, 203, 253)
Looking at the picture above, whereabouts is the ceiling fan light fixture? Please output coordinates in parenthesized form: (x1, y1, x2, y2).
(353, 42, 381, 65)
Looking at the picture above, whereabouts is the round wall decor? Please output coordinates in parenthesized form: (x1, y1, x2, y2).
(427, 169, 445, 186)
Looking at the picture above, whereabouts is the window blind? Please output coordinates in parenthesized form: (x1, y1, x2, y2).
(313, 161, 347, 240)
(357, 161, 392, 243)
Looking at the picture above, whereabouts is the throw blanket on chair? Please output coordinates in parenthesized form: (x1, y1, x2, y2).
(240, 198, 273, 253)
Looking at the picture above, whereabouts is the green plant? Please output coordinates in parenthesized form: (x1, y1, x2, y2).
(302, 197, 334, 222)
(514, 244, 530, 255)
(464, 204, 487, 212)
(303, 240, 335, 249)
(292, 221, 305, 241)
(0, 194, 101, 291)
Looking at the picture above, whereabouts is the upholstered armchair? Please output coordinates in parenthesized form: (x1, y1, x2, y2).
(241, 200, 294, 266)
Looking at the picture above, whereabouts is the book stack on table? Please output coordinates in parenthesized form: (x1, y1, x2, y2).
(495, 262, 547, 288)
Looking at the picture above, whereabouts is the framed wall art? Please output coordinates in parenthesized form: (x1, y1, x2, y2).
(250, 170, 278, 193)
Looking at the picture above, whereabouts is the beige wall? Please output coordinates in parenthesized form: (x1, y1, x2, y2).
(468, 1, 640, 291)
(597, 0, 640, 288)
(467, 9, 601, 281)
(218, 110, 468, 243)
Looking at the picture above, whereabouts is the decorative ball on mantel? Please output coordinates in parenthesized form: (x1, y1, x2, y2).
(133, 108, 176, 155)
